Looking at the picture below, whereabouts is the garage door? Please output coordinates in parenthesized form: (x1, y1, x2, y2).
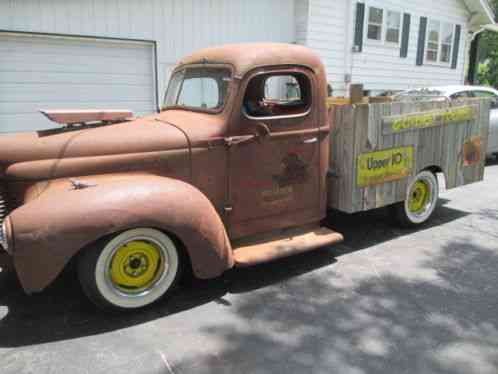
(0, 33, 156, 134)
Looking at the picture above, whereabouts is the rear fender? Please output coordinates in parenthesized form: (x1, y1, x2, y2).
(9, 175, 233, 293)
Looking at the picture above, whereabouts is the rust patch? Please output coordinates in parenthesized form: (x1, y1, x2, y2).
(463, 137, 481, 166)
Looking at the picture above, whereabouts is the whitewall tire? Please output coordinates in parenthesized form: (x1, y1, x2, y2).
(78, 228, 181, 311)
(390, 171, 439, 227)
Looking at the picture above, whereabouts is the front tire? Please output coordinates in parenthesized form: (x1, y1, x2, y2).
(390, 171, 439, 227)
(78, 228, 180, 311)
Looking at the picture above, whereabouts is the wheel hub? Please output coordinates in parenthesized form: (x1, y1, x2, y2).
(110, 240, 163, 291)
(408, 180, 431, 213)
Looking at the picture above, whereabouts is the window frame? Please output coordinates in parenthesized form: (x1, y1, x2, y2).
(366, 6, 384, 42)
(471, 90, 497, 98)
(162, 63, 234, 114)
(385, 10, 402, 44)
(470, 90, 498, 109)
(242, 70, 314, 122)
(365, 5, 403, 46)
(450, 91, 472, 100)
(424, 19, 455, 67)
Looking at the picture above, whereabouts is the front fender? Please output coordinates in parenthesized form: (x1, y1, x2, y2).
(9, 175, 233, 293)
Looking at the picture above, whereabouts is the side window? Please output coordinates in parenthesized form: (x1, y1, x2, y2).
(472, 91, 495, 98)
(473, 91, 498, 109)
(450, 91, 470, 100)
(243, 73, 312, 118)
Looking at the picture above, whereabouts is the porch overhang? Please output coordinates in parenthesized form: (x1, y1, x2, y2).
(463, 0, 496, 30)
(483, 23, 498, 32)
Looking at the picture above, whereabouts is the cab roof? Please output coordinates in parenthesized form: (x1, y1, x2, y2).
(177, 43, 325, 78)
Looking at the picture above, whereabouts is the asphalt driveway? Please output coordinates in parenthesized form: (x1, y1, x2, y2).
(1, 160, 497, 374)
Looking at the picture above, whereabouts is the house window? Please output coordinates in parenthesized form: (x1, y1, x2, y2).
(367, 7, 402, 44)
(426, 20, 454, 64)
(440, 23, 454, 63)
(386, 11, 401, 43)
(367, 7, 383, 40)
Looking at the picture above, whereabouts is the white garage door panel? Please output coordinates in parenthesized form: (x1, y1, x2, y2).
(2, 84, 154, 102)
(0, 34, 156, 134)
(0, 37, 152, 58)
(0, 71, 152, 86)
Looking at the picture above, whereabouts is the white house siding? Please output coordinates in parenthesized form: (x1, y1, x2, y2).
(302, 0, 351, 96)
(350, 0, 470, 94)
(295, 0, 310, 45)
(0, 0, 295, 115)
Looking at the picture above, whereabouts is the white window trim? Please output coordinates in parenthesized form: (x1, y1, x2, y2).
(424, 20, 455, 67)
(364, 5, 403, 47)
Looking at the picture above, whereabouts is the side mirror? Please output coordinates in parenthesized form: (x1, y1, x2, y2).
(491, 98, 498, 110)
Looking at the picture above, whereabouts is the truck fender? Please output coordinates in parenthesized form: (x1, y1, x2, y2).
(418, 164, 446, 187)
(9, 175, 233, 293)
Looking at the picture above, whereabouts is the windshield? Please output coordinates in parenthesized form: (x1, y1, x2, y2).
(163, 67, 231, 111)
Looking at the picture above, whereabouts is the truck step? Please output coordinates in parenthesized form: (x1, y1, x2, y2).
(232, 226, 343, 267)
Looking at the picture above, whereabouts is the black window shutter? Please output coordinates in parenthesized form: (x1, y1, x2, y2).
(452, 25, 462, 69)
(400, 14, 411, 58)
(354, 2, 365, 52)
(416, 17, 428, 66)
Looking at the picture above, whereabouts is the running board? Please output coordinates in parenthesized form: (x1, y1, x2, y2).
(233, 226, 343, 267)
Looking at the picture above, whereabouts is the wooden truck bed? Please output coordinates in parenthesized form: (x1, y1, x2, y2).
(327, 99, 490, 213)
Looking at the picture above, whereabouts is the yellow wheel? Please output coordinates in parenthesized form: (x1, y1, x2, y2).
(390, 171, 439, 227)
(109, 240, 164, 294)
(408, 180, 431, 214)
(78, 228, 180, 311)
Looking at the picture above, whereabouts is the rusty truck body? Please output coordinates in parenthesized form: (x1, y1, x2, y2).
(0, 43, 488, 311)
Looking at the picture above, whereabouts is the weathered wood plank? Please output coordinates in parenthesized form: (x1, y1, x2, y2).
(328, 98, 489, 213)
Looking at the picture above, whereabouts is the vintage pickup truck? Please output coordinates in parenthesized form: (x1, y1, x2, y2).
(0, 43, 489, 311)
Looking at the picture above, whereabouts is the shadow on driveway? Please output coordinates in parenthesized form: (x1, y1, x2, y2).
(0, 199, 470, 350)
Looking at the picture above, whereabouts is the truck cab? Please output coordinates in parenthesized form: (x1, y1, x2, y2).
(0, 43, 342, 311)
(165, 44, 332, 239)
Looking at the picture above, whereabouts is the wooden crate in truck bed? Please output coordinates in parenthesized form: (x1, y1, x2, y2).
(327, 99, 490, 213)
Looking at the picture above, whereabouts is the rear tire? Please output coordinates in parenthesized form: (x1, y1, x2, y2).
(78, 228, 181, 312)
(390, 171, 439, 228)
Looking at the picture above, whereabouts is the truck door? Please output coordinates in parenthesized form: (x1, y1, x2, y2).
(227, 68, 323, 239)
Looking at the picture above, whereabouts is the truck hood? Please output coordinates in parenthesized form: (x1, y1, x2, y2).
(0, 115, 187, 164)
(0, 114, 190, 180)
(0, 109, 226, 183)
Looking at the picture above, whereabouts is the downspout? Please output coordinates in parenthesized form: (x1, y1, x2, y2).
(467, 32, 481, 84)
(343, 0, 355, 97)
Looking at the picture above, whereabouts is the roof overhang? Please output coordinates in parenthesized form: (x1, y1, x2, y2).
(483, 23, 498, 32)
(463, 0, 496, 30)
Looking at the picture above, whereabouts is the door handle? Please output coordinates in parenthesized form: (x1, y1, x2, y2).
(302, 137, 318, 144)
(224, 135, 256, 147)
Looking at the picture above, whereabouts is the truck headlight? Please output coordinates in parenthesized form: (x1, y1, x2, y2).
(0, 218, 12, 254)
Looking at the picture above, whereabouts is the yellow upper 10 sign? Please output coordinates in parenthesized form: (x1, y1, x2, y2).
(357, 147, 414, 187)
